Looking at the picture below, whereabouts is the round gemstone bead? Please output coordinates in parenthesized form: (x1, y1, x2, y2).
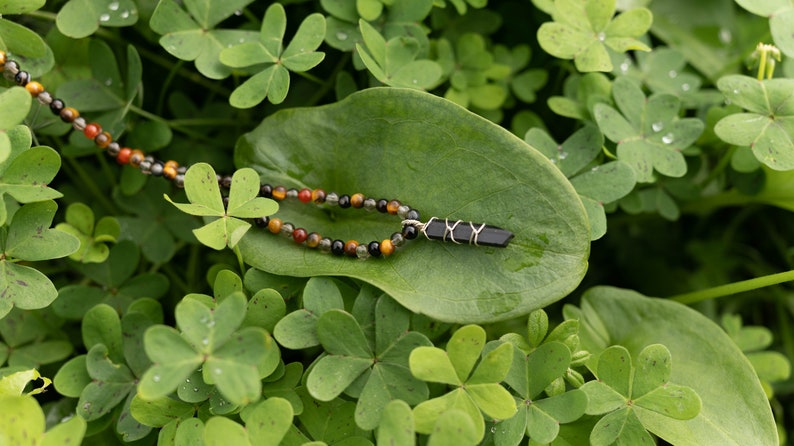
(351, 193, 365, 208)
(312, 188, 326, 203)
(356, 244, 370, 259)
(292, 228, 308, 243)
(406, 209, 421, 221)
(387, 200, 401, 215)
(116, 148, 132, 164)
(25, 81, 44, 97)
(254, 216, 269, 228)
(402, 224, 418, 240)
(50, 99, 65, 114)
(391, 232, 406, 247)
(84, 123, 102, 139)
(0, 51, 5, 66)
(174, 174, 185, 188)
(326, 192, 339, 206)
(150, 161, 164, 176)
(267, 218, 283, 234)
(286, 188, 299, 199)
(36, 91, 53, 105)
(3, 60, 19, 79)
(163, 161, 179, 180)
(94, 132, 112, 148)
(380, 239, 395, 256)
(260, 184, 273, 198)
(368, 241, 381, 257)
(319, 237, 333, 253)
(272, 186, 287, 200)
(363, 198, 377, 211)
(280, 222, 294, 237)
(129, 149, 145, 167)
(59, 107, 79, 123)
(338, 194, 351, 208)
(220, 176, 233, 188)
(139, 156, 153, 174)
(71, 116, 87, 131)
(14, 70, 29, 86)
(376, 199, 389, 213)
(331, 240, 345, 256)
(106, 142, 121, 157)
(306, 232, 322, 248)
(298, 188, 312, 203)
(397, 205, 411, 219)
(344, 240, 359, 257)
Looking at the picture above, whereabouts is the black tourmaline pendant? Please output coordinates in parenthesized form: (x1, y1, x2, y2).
(415, 218, 514, 248)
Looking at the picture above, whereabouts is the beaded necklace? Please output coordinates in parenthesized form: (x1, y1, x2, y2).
(1, 50, 514, 260)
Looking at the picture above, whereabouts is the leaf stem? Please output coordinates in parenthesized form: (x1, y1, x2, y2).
(699, 145, 735, 188)
(670, 269, 794, 304)
(233, 244, 245, 274)
(63, 157, 118, 214)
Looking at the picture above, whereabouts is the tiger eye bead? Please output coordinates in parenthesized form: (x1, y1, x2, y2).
(129, 149, 145, 167)
(312, 188, 326, 203)
(59, 107, 79, 123)
(94, 132, 112, 148)
(25, 81, 44, 97)
(162, 161, 179, 180)
(380, 239, 395, 256)
(344, 240, 359, 257)
(272, 186, 287, 201)
(0, 51, 6, 66)
(387, 200, 401, 215)
(267, 218, 283, 234)
(306, 232, 322, 248)
(350, 193, 365, 208)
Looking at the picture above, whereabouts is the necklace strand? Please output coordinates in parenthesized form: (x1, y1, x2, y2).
(0, 50, 513, 259)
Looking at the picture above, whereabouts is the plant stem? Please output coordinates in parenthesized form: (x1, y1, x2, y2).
(670, 270, 794, 304)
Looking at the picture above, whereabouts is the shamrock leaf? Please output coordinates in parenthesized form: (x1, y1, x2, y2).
(55, 202, 119, 263)
(409, 324, 516, 442)
(435, 33, 510, 110)
(56, 0, 137, 39)
(294, 386, 372, 443)
(714, 75, 794, 170)
(138, 291, 280, 405)
(149, 0, 259, 79)
(492, 44, 548, 104)
(735, 1, 794, 57)
(52, 240, 169, 318)
(527, 125, 635, 239)
(612, 47, 703, 102)
(0, 368, 51, 396)
(0, 125, 62, 226)
(548, 72, 613, 120)
(0, 16, 52, 77)
(165, 163, 278, 250)
(0, 201, 79, 319)
(537, 0, 652, 72)
(306, 295, 433, 430)
(323, 0, 434, 52)
(0, 88, 31, 164)
(0, 394, 86, 446)
(261, 362, 304, 414)
(493, 341, 587, 445)
(0, 309, 73, 368)
(219, 3, 326, 107)
(581, 344, 701, 446)
(273, 277, 345, 349)
(356, 19, 442, 90)
(594, 76, 704, 182)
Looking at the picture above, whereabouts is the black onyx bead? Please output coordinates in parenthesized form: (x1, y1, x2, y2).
(260, 184, 273, 198)
(402, 224, 418, 240)
(220, 176, 232, 188)
(407, 209, 420, 220)
(331, 239, 345, 256)
(376, 199, 389, 213)
(368, 241, 381, 257)
(254, 216, 269, 227)
(338, 194, 351, 208)
(14, 71, 29, 86)
(50, 99, 65, 115)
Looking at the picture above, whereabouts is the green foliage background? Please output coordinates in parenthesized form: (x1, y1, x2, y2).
(0, 0, 793, 445)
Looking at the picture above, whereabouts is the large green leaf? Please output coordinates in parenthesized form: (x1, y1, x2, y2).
(236, 88, 589, 324)
(576, 287, 778, 446)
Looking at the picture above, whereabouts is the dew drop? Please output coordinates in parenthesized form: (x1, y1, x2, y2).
(652, 122, 664, 132)
(662, 133, 674, 144)
(550, 158, 557, 164)
(490, 426, 497, 434)
(199, 316, 209, 324)
(152, 375, 161, 382)
(206, 320, 215, 328)
(619, 60, 630, 73)
(238, 38, 245, 43)
(108, 1, 119, 10)
(104, 78, 113, 86)
(120, 10, 129, 19)
(214, 368, 222, 375)
(336, 32, 348, 41)
(193, 387, 199, 392)
(591, 166, 599, 172)
(558, 151, 568, 160)
(719, 28, 732, 44)
(99, 13, 111, 22)
(234, 9, 243, 16)
(597, 32, 606, 41)
(681, 83, 690, 92)
(185, 378, 191, 383)
(202, 337, 209, 345)
(733, 89, 740, 94)
(82, 402, 92, 411)
(668, 70, 677, 78)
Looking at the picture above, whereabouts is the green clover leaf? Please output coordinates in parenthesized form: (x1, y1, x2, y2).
(356, 19, 442, 90)
(435, 33, 510, 110)
(0, 0, 45, 14)
(323, 0, 434, 52)
(594, 76, 704, 182)
(0, 16, 52, 77)
(0, 394, 86, 446)
(548, 72, 613, 120)
(0, 88, 31, 164)
(56, 0, 137, 39)
(537, 0, 652, 72)
(492, 44, 548, 104)
(0, 201, 80, 319)
(273, 277, 344, 349)
(0, 368, 50, 396)
(611, 47, 704, 103)
(306, 294, 433, 430)
(714, 75, 794, 170)
(0, 309, 72, 369)
(55, 202, 119, 263)
(138, 291, 280, 405)
(526, 125, 636, 240)
(409, 324, 516, 442)
(219, 3, 326, 107)
(581, 344, 701, 446)
(165, 163, 278, 250)
(52, 240, 169, 318)
(149, 0, 258, 79)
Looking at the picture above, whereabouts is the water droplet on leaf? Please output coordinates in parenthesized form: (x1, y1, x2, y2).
(619, 60, 630, 73)
(120, 10, 129, 19)
(662, 133, 674, 144)
(214, 368, 222, 375)
(719, 28, 732, 44)
(652, 122, 664, 132)
(152, 375, 161, 382)
(108, 1, 119, 10)
(597, 32, 606, 41)
(336, 32, 348, 41)
(681, 83, 690, 91)
(668, 70, 677, 78)
(234, 9, 243, 16)
(99, 13, 110, 22)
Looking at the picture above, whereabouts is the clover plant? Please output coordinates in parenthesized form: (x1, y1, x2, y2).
(2, 1, 794, 445)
